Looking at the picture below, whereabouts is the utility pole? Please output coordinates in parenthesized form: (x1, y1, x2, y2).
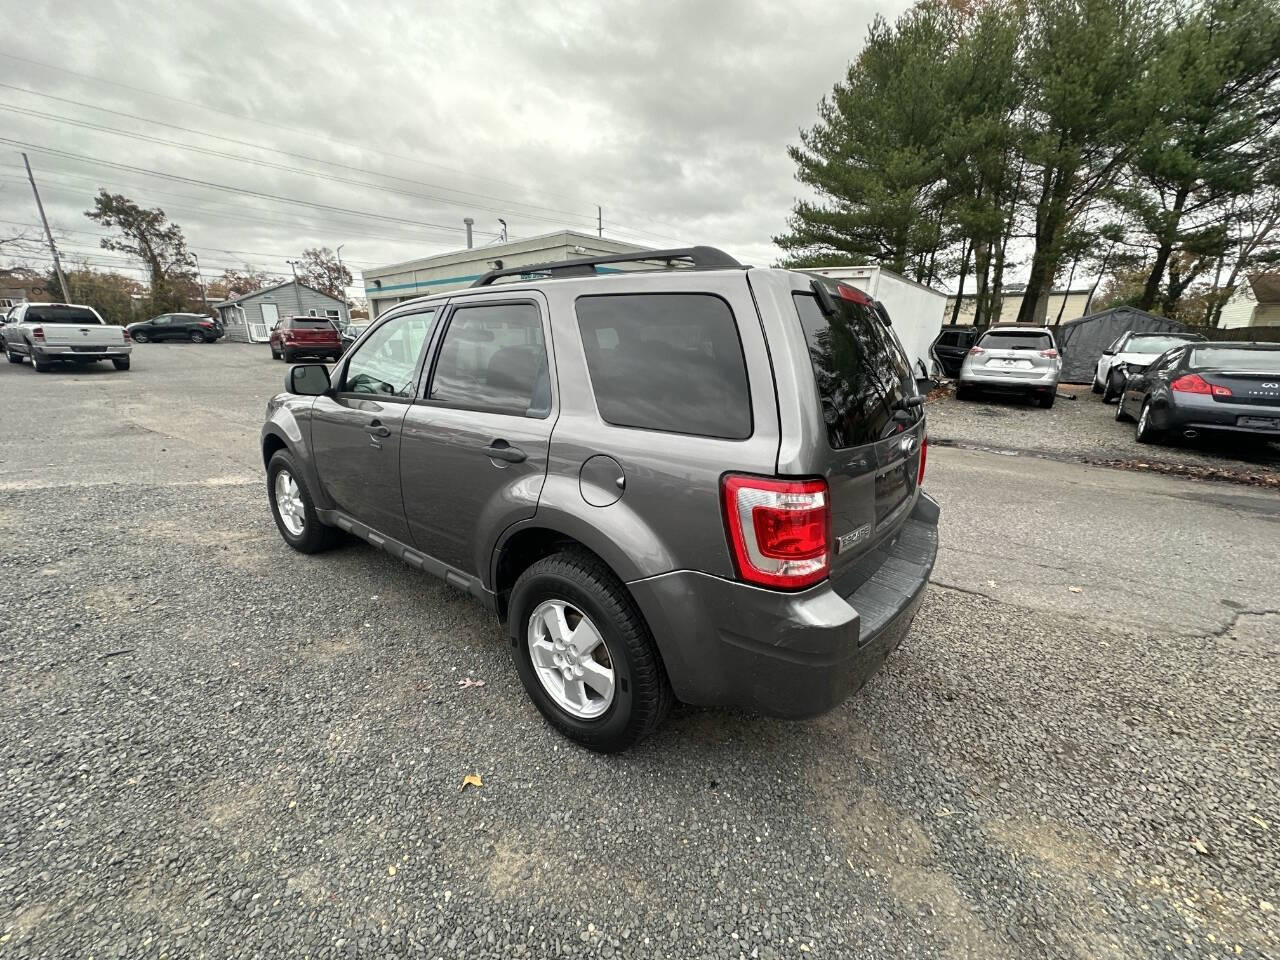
(23, 153, 70, 302)
(286, 259, 305, 314)
(191, 252, 209, 311)
(597, 206, 602, 239)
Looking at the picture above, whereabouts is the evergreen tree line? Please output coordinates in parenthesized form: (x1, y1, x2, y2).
(776, 0, 1280, 327)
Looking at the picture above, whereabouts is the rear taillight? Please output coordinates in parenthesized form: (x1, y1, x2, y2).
(1039, 348, 1058, 358)
(721, 475, 829, 590)
(199, 321, 213, 328)
(968, 346, 984, 355)
(121, 328, 131, 342)
(31, 326, 44, 343)
(917, 436, 928, 487)
(1171, 374, 1231, 397)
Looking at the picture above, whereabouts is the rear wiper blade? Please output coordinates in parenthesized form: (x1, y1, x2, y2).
(892, 396, 924, 411)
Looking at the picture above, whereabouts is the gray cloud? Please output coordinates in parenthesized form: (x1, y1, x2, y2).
(1, 0, 906, 291)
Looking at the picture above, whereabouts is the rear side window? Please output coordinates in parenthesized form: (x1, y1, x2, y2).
(937, 331, 961, 347)
(429, 302, 549, 417)
(575, 293, 751, 440)
(25, 306, 101, 324)
(978, 330, 1052, 350)
(793, 291, 919, 449)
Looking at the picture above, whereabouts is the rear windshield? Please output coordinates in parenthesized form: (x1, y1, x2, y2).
(576, 293, 751, 440)
(1128, 334, 1198, 354)
(978, 330, 1051, 350)
(793, 288, 919, 449)
(25, 306, 101, 324)
(291, 318, 336, 327)
(1191, 347, 1280, 373)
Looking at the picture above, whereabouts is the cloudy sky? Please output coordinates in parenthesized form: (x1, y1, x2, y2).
(0, 0, 910, 298)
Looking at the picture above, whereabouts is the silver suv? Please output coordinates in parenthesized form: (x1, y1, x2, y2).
(957, 325, 1062, 407)
(261, 247, 939, 751)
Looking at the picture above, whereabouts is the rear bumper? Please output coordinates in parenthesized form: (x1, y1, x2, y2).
(36, 345, 131, 360)
(1160, 396, 1280, 435)
(628, 493, 940, 718)
(960, 368, 1058, 389)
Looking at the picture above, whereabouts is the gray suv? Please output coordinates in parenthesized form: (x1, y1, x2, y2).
(261, 247, 939, 751)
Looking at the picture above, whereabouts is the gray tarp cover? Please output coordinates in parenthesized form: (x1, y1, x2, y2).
(1056, 307, 1190, 384)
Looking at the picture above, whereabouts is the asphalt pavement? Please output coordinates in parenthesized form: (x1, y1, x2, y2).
(2, 343, 1277, 959)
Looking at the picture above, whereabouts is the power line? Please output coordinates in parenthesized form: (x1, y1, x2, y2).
(0, 137, 502, 238)
(0, 52, 695, 240)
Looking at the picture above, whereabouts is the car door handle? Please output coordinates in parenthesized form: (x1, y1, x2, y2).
(367, 420, 392, 439)
(484, 439, 527, 463)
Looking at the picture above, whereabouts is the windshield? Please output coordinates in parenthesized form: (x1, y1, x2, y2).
(1127, 335, 1198, 355)
(978, 330, 1052, 350)
(25, 306, 102, 324)
(1191, 347, 1280, 373)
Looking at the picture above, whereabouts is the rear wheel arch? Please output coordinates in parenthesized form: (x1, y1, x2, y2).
(492, 527, 623, 625)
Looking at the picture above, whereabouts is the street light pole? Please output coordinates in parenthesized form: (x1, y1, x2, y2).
(23, 152, 70, 302)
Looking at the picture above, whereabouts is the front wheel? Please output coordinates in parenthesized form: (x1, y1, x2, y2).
(1092, 377, 1103, 394)
(509, 551, 672, 752)
(266, 450, 341, 553)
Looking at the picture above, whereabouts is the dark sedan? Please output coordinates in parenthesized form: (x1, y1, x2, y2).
(127, 313, 223, 343)
(1115, 341, 1280, 444)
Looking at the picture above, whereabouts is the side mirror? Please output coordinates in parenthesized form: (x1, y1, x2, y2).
(287, 363, 331, 396)
(1101, 348, 1114, 356)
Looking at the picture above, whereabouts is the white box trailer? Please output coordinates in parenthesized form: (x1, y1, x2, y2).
(807, 265, 947, 379)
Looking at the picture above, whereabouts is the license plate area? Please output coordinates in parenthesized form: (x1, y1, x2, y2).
(874, 460, 910, 527)
(989, 358, 1031, 369)
(1238, 415, 1279, 429)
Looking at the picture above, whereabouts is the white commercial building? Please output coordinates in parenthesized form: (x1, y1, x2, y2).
(363, 230, 649, 319)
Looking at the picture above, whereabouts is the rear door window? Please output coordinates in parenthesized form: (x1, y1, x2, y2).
(575, 293, 751, 440)
(793, 289, 919, 449)
(428, 302, 550, 417)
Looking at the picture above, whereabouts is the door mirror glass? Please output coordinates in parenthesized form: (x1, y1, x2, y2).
(288, 364, 331, 396)
(1102, 348, 1114, 356)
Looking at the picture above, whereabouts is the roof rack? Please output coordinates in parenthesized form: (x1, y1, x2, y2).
(469, 245, 743, 287)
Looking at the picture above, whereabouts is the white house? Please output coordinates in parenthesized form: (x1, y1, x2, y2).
(1217, 273, 1280, 329)
(214, 282, 350, 343)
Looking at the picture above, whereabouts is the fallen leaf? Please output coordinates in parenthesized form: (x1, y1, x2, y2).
(457, 677, 486, 689)
(461, 773, 483, 792)
(1068, 586, 1084, 594)
(1248, 815, 1268, 830)
(1260, 900, 1274, 913)
(387, 865, 397, 877)
(1191, 836, 1210, 855)
(986, 580, 997, 588)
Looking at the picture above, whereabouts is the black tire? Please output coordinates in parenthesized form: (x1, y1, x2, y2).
(31, 350, 52, 372)
(1101, 373, 1122, 404)
(955, 382, 973, 401)
(188, 330, 205, 343)
(1037, 391, 1056, 409)
(266, 449, 342, 553)
(132, 330, 149, 343)
(282, 350, 296, 364)
(6, 348, 22, 364)
(1115, 396, 1133, 422)
(509, 551, 672, 752)
(1091, 378, 1103, 394)
(271, 346, 281, 360)
(1136, 399, 1163, 444)
(112, 357, 130, 370)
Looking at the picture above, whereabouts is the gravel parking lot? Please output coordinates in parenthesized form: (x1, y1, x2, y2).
(2, 344, 1278, 959)
(927, 383, 1280, 480)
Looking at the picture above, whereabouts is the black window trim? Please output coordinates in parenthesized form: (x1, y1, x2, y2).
(416, 296, 553, 420)
(331, 304, 444, 403)
(572, 290, 754, 442)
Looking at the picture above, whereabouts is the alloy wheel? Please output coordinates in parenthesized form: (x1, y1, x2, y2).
(527, 599, 616, 720)
(273, 470, 306, 536)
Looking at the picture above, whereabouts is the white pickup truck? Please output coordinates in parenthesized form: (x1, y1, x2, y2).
(2, 302, 132, 372)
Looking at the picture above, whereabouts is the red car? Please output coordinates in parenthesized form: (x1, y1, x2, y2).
(270, 316, 342, 362)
